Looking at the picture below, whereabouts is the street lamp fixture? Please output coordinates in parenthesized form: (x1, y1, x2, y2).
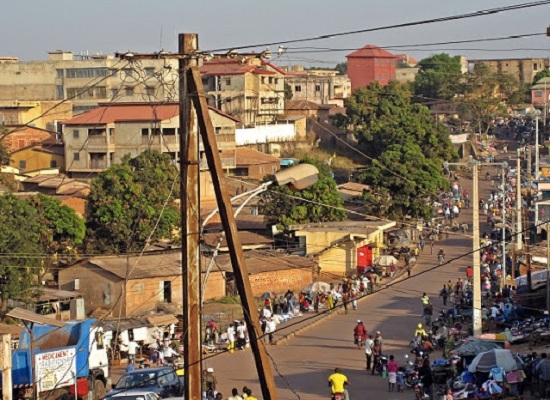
(200, 163, 319, 304)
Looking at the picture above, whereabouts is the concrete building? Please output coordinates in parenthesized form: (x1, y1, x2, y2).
(61, 102, 237, 181)
(531, 77, 550, 114)
(200, 57, 286, 126)
(230, 147, 280, 180)
(9, 143, 65, 173)
(284, 65, 351, 105)
(2, 125, 58, 153)
(0, 100, 72, 131)
(395, 67, 420, 83)
(469, 57, 550, 85)
(289, 221, 396, 277)
(0, 51, 179, 115)
(346, 45, 397, 90)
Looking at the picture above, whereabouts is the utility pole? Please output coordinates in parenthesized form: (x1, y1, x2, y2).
(536, 117, 540, 180)
(472, 161, 482, 336)
(547, 221, 550, 311)
(501, 166, 506, 290)
(527, 145, 533, 292)
(188, 67, 279, 400)
(1, 333, 11, 400)
(517, 151, 523, 250)
(179, 33, 202, 400)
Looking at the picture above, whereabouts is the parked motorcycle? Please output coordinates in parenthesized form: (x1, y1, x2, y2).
(373, 354, 388, 375)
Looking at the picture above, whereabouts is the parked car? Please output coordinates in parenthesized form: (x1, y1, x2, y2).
(111, 391, 160, 400)
(106, 367, 183, 399)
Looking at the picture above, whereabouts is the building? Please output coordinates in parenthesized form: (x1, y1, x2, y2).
(395, 67, 420, 83)
(284, 66, 351, 105)
(469, 58, 550, 85)
(0, 51, 179, 115)
(289, 221, 396, 276)
(61, 102, 237, 181)
(9, 143, 65, 172)
(531, 77, 550, 114)
(230, 147, 280, 180)
(0, 100, 72, 131)
(2, 125, 58, 153)
(200, 57, 286, 126)
(346, 45, 397, 91)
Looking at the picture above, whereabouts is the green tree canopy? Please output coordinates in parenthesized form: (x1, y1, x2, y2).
(335, 81, 456, 220)
(335, 62, 347, 75)
(260, 158, 346, 231)
(533, 69, 550, 85)
(458, 64, 522, 134)
(86, 150, 180, 253)
(414, 53, 463, 100)
(0, 195, 41, 314)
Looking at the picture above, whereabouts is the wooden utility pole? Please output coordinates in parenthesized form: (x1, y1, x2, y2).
(188, 67, 279, 400)
(547, 222, 550, 311)
(179, 33, 202, 400)
(1, 334, 12, 400)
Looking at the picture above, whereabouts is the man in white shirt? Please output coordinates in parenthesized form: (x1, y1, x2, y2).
(236, 321, 247, 351)
(162, 343, 179, 364)
(364, 335, 374, 371)
(265, 318, 276, 345)
(127, 340, 139, 364)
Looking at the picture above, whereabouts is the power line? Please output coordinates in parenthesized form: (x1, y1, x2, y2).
(204, 1, 550, 52)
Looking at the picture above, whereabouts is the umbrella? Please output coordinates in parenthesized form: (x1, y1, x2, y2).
(374, 255, 398, 267)
(305, 281, 330, 293)
(453, 339, 501, 357)
(468, 349, 519, 373)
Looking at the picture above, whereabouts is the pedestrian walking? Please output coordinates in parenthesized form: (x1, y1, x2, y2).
(439, 284, 448, 306)
(406, 264, 412, 278)
(430, 241, 435, 254)
(365, 335, 374, 371)
(536, 352, 550, 398)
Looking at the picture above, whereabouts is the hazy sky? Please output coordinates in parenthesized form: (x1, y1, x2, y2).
(2, 0, 550, 66)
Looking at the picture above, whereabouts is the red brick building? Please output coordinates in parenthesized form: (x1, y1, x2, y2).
(346, 45, 397, 91)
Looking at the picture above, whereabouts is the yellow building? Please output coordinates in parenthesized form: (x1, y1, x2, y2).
(9, 143, 65, 173)
(290, 221, 396, 277)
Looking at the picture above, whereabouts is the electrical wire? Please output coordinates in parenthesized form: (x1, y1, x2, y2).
(204, 1, 550, 52)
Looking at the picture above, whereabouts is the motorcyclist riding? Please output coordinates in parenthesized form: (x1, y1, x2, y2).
(414, 323, 427, 340)
(353, 320, 367, 348)
(328, 368, 350, 400)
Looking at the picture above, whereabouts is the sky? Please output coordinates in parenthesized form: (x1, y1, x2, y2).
(2, 0, 550, 67)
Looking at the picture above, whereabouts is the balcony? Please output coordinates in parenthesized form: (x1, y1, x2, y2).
(141, 135, 178, 145)
(88, 135, 114, 149)
(89, 160, 107, 169)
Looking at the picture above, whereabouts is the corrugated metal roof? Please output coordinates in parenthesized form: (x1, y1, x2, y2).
(211, 250, 316, 274)
(7, 307, 67, 327)
(63, 103, 179, 126)
(234, 147, 279, 166)
(87, 252, 182, 280)
(0, 323, 23, 338)
(202, 231, 273, 248)
(37, 287, 82, 303)
(146, 314, 178, 326)
(347, 44, 397, 59)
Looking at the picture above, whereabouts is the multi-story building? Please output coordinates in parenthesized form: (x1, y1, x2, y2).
(346, 45, 397, 91)
(284, 66, 351, 105)
(469, 57, 550, 85)
(200, 57, 286, 126)
(0, 51, 179, 115)
(61, 102, 237, 182)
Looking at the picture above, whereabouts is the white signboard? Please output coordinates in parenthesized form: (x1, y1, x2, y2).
(35, 348, 77, 392)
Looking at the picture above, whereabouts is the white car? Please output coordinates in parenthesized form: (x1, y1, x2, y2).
(110, 391, 160, 400)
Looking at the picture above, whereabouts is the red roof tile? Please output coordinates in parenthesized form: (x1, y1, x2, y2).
(347, 45, 397, 59)
(63, 103, 179, 125)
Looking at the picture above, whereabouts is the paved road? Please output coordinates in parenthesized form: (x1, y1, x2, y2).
(196, 160, 505, 400)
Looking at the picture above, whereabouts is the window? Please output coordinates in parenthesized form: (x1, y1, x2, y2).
(261, 77, 266, 84)
(315, 84, 321, 92)
(18, 139, 25, 148)
(50, 160, 58, 168)
(145, 67, 155, 77)
(534, 63, 538, 71)
(65, 68, 108, 79)
(294, 85, 302, 92)
(133, 283, 145, 293)
(275, 78, 279, 84)
(225, 78, 231, 86)
(536, 91, 543, 97)
(56, 85, 64, 99)
(73, 130, 79, 139)
(159, 281, 172, 303)
(268, 77, 273, 84)
(73, 152, 80, 161)
(74, 279, 80, 290)
(146, 86, 155, 96)
(163, 128, 176, 135)
(141, 128, 149, 136)
(125, 86, 134, 96)
(56, 69, 64, 78)
(109, 128, 115, 136)
(19, 160, 26, 170)
(66, 86, 107, 99)
(122, 68, 133, 78)
(259, 166, 265, 174)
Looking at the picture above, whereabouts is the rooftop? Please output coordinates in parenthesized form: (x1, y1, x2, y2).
(235, 147, 280, 166)
(346, 45, 397, 59)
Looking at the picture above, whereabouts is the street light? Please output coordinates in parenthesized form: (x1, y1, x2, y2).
(200, 163, 320, 304)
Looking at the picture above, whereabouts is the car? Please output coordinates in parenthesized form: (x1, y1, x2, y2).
(110, 391, 160, 400)
(106, 367, 183, 399)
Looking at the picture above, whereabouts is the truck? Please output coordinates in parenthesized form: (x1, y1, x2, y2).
(1, 318, 110, 400)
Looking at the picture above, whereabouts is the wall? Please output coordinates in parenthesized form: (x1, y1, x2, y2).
(203, 271, 226, 301)
(124, 275, 183, 317)
(3, 127, 55, 152)
(347, 57, 396, 90)
(318, 244, 355, 276)
(395, 67, 419, 83)
(246, 162, 280, 180)
(235, 123, 297, 145)
(248, 268, 313, 296)
(58, 263, 125, 317)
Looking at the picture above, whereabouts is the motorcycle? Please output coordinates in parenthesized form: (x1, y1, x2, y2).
(331, 393, 345, 400)
(414, 380, 430, 400)
(354, 334, 365, 349)
(373, 354, 388, 375)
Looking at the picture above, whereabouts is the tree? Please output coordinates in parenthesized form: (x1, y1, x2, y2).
(284, 83, 293, 100)
(533, 69, 550, 85)
(0, 128, 10, 166)
(260, 158, 346, 231)
(335, 62, 347, 75)
(0, 194, 41, 315)
(458, 64, 522, 134)
(414, 53, 463, 100)
(86, 150, 180, 253)
(334, 81, 456, 220)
